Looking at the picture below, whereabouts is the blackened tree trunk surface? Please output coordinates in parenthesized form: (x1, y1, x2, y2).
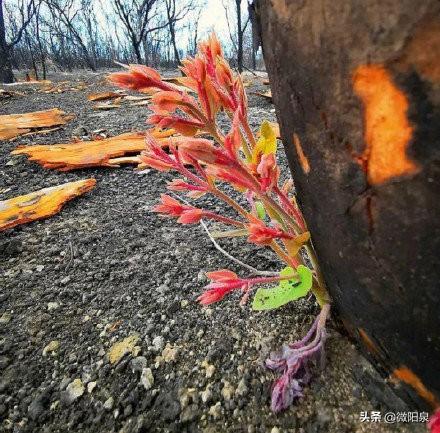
(165, 1, 180, 66)
(0, 0, 14, 83)
(256, 0, 440, 410)
(236, 0, 243, 72)
(0, 46, 14, 83)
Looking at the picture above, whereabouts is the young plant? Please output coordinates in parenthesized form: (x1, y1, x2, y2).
(109, 34, 331, 413)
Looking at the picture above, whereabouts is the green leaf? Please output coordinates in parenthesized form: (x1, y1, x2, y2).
(255, 201, 266, 220)
(252, 265, 313, 311)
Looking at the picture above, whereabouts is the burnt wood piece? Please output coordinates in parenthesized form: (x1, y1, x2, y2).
(255, 0, 440, 410)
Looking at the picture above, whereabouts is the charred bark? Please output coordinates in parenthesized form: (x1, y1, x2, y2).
(0, 0, 37, 83)
(235, 0, 243, 72)
(0, 0, 14, 83)
(0, 46, 14, 83)
(255, 0, 440, 410)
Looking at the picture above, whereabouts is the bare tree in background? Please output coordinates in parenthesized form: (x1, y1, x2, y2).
(80, 0, 99, 68)
(34, 2, 47, 79)
(223, 0, 249, 72)
(0, 0, 38, 82)
(12, 0, 47, 79)
(100, 2, 132, 64)
(248, 1, 260, 70)
(187, 6, 202, 56)
(2, 0, 220, 75)
(43, 0, 97, 71)
(113, 0, 168, 64)
(164, 0, 195, 65)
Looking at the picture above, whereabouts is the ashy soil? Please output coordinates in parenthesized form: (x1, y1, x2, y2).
(0, 71, 425, 433)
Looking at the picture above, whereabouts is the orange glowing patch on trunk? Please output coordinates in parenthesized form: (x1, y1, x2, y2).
(352, 65, 419, 185)
(392, 366, 439, 408)
(0, 179, 96, 231)
(293, 133, 310, 174)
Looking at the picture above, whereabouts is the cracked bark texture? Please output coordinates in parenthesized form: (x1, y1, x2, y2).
(255, 0, 440, 409)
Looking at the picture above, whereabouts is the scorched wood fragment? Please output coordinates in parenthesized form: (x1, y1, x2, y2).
(11, 130, 175, 171)
(255, 0, 440, 409)
(0, 179, 96, 231)
(87, 91, 125, 101)
(0, 108, 74, 140)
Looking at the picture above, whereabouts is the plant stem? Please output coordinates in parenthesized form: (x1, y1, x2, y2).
(224, 110, 252, 160)
(200, 219, 279, 277)
(304, 243, 331, 307)
(260, 194, 302, 234)
(204, 211, 244, 227)
(269, 240, 299, 268)
(242, 119, 257, 149)
(211, 186, 251, 220)
(274, 185, 306, 231)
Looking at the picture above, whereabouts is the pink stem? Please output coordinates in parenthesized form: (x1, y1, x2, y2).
(242, 272, 296, 287)
(203, 211, 244, 228)
(274, 185, 306, 231)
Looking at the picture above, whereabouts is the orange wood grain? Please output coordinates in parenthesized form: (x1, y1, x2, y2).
(12, 129, 175, 171)
(0, 108, 73, 140)
(0, 179, 96, 231)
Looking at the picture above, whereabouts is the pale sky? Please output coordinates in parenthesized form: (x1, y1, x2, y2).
(192, 0, 249, 55)
(199, 0, 231, 37)
(6, 0, 244, 57)
(94, 0, 240, 54)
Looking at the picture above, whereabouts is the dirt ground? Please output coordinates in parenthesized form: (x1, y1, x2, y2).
(0, 71, 426, 433)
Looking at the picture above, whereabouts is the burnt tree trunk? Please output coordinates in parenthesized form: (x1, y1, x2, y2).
(256, 0, 440, 410)
(236, 0, 243, 72)
(0, 0, 14, 83)
(0, 46, 14, 83)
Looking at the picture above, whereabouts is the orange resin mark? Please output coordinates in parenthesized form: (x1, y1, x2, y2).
(392, 366, 439, 408)
(358, 328, 381, 357)
(353, 65, 419, 185)
(293, 133, 310, 174)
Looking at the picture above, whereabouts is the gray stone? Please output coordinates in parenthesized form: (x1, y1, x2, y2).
(61, 379, 84, 406)
(154, 392, 181, 421)
(140, 368, 154, 391)
(131, 356, 147, 373)
(152, 336, 164, 352)
(104, 396, 114, 410)
(0, 312, 11, 324)
(28, 395, 45, 421)
(0, 356, 10, 369)
(235, 378, 248, 398)
(180, 403, 199, 423)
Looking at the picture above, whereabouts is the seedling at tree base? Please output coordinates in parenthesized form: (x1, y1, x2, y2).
(109, 34, 331, 413)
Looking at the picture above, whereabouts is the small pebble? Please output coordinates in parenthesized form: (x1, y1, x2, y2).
(0, 312, 11, 324)
(208, 402, 222, 419)
(140, 368, 154, 390)
(62, 379, 84, 405)
(152, 336, 164, 352)
(43, 340, 60, 356)
(104, 396, 114, 410)
(47, 302, 59, 311)
(87, 381, 97, 393)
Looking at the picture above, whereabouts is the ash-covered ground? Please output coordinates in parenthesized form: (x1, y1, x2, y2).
(0, 71, 424, 433)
